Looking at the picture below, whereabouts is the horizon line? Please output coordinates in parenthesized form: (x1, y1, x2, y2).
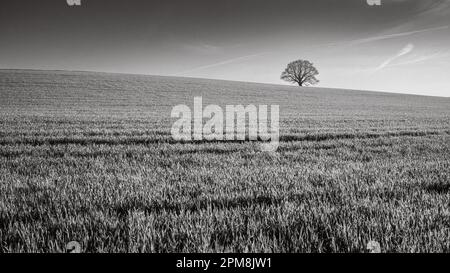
(0, 67, 448, 99)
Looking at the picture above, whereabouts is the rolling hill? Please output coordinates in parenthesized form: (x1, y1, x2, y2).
(0, 69, 449, 253)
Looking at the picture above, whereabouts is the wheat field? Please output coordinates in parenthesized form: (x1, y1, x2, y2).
(0, 69, 449, 253)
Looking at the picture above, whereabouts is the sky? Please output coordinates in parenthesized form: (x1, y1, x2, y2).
(1, 0, 449, 97)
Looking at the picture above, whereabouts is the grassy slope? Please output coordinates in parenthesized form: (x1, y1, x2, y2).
(0, 69, 449, 252)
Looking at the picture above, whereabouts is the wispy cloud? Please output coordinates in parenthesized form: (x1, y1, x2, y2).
(388, 50, 450, 67)
(183, 43, 223, 55)
(374, 43, 414, 72)
(174, 52, 271, 76)
(348, 25, 448, 45)
(319, 25, 448, 51)
(415, 0, 450, 17)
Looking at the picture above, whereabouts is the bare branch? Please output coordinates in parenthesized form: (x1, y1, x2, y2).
(281, 59, 319, 87)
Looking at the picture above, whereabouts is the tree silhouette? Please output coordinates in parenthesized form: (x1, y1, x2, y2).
(281, 60, 319, 87)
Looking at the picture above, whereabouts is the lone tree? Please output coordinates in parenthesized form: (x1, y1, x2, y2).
(281, 60, 319, 86)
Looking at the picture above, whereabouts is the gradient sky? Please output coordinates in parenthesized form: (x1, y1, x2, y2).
(1, 0, 449, 96)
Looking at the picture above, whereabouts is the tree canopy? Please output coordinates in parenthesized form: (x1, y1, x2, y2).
(281, 60, 319, 87)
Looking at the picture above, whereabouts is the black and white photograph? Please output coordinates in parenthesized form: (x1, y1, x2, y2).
(0, 0, 449, 258)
